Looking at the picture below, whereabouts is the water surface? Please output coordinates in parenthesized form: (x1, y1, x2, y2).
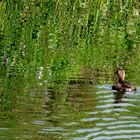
(1, 71, 140, 140)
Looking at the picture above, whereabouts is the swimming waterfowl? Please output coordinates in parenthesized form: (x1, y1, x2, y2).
(112, 68, 136, 92)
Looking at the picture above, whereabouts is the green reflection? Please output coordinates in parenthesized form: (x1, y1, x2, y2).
(1, 0, 140, 139)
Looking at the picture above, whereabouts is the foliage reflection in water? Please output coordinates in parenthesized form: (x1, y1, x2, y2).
(1, 0, 140, 140)
(1, 68, 140, 140)
(40, 71, 140, 140)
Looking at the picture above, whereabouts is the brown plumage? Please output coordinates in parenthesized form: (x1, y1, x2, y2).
(112, 68, 136, 92)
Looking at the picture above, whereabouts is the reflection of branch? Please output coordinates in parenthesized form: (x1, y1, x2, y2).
(119, 0, 123, 11)
(55, 0, 60, 16)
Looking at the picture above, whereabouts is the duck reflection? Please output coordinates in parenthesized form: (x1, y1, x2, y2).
(113, 91, 125, 103)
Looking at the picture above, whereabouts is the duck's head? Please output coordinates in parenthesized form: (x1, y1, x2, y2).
(116, 68, 125, 81)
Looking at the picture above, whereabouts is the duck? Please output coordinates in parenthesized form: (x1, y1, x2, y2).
(112, 68, 136, 92)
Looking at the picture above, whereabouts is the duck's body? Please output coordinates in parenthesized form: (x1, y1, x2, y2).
(112, 80, 136, 92)
(112, 68, 136, 92)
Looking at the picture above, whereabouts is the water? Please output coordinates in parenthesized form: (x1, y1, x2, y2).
(1, 71, 140, 140)
(1, 1, 140, 139)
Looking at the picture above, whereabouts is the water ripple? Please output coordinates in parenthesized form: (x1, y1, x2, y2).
(107, 124, 140, 129)
(96, 103, 135, 108)
(85, 130, 140, 139)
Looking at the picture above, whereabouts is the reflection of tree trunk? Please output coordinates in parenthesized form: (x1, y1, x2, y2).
(68, 67, 99, 85)
(43, 66, 99, 125)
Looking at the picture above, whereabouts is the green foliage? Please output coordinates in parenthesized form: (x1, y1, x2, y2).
(0, 0, 140, 110)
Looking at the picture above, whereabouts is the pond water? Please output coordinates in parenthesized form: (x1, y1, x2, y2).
(1, 1, 140, 139)
(1, 70, 140, 140)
